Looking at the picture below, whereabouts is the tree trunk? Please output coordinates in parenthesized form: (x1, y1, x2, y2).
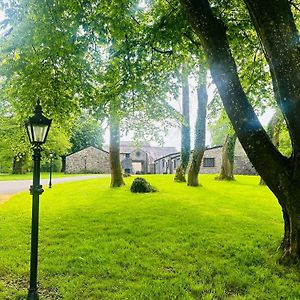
(241, 1, 300, 262)
(279, 196, 300, 265)
(174, 165, 186, 182)
(175, 71, 190, 182)
(12, 154, 26, 174)
(180, 0, 300, 263)
(187, 68, 207, 186)
(61, 155, 66, 173)
(109, 116, 124, 187)
(216, 133, 237, 181)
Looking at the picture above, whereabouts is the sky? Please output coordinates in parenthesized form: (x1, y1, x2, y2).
(0, 10, 6, 36)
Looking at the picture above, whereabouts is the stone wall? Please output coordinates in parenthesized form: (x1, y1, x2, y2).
(200, 147, 223, 174)
(233, 156, 257, 175)
(234, 141, 257, 175)
(200, 144, 257, 175)
(65, 146, 110, 174)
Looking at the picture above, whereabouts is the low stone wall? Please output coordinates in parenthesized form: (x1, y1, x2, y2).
(65, 146, 110, 174)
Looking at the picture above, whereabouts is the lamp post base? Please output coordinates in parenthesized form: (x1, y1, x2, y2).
(27, 288, 39, 300)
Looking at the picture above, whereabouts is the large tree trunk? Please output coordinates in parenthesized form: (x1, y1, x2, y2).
(187, 68, 207, 186)
(181, 0, 300, 263)
(242, 0, 300, 263)
(109, 116, 124, 187)
(216, 133, 237, 181)
(175, 71, 190, 182)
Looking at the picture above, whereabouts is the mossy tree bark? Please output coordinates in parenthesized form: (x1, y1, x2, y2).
(181, 0, 300, 263)
(175, 71, 190, 182)
(187, 68, 207, 186)
(216, 133, 237, 181)
(109, 115, 125, 187)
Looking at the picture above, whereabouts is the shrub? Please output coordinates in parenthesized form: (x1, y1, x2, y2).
(130, 177, 157, 193)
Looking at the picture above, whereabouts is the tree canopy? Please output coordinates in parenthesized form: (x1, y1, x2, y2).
(1, 0, 300, 262)
(70, 114, 104, 153)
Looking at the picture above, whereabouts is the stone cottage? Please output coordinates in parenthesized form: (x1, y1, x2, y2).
(65, 146, 110, 174)
(103, 141, 177, 174)
(154, 146, 224, 174)
(154, 144, 256, 175)
(64, 141, 256, 175)
(65, 142, 177, 174)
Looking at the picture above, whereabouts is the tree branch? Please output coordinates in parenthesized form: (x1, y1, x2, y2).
(151, 46, 173, 55)
(289, 0, 300, 12)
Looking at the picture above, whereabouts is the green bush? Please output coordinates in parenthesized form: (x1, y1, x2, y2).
(130, 177, 157, 193)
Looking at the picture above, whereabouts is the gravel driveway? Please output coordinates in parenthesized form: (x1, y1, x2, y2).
(0, 174, 109, 203)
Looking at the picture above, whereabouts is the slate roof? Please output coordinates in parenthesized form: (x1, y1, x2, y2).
(66, 145, 109, 157)
(103, 141, 177, 162)
(141, 146, 177, 161)
(153, 145, 223, 162)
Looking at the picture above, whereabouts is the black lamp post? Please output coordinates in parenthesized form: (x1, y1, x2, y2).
(49, 151, 54, 188)
(25, 101, 52, 300)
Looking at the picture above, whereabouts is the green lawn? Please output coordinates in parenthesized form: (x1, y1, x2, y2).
(0, 175, 299, 299)
(0, 172, 98, 181)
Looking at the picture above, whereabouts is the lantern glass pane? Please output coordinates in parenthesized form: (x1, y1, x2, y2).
(32, 124, 48, 143)
(26, 124, 33, 143)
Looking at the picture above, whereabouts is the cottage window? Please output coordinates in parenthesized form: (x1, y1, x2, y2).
(203, 158, 215, 167)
